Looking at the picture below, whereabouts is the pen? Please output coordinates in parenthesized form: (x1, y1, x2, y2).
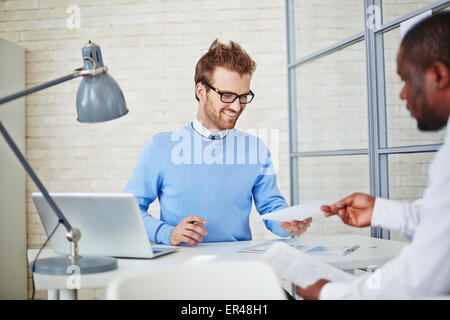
(343, 244, 359, 255)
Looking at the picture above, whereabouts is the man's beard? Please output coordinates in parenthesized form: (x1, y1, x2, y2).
(411, 85, 447, 131)
(416, 106, 448, 131)
(204, 97, 239, 131)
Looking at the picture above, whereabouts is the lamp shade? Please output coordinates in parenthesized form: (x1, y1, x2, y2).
(76, 41, 128, 123)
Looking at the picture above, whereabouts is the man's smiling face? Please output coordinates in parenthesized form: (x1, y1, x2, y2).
(198, 66, 252, 131)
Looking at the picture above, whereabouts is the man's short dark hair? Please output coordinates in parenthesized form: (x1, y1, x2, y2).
(401, 11, 450, 71)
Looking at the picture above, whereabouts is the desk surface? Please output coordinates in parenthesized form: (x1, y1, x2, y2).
(28, 234, 406, 291)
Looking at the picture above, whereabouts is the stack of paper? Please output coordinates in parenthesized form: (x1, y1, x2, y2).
(261, 242, 355, 287)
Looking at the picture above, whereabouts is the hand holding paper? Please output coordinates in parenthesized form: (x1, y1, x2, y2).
(262, 201, 325, 222)
(279, 218, 312, 236)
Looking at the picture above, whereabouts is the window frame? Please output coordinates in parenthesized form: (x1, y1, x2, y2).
(286, 0, 449, 239)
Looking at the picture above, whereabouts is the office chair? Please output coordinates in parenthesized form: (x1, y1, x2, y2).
(106, 260, 287, 300)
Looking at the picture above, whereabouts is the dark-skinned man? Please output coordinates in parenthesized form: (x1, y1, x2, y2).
(296, 12, 450, 300)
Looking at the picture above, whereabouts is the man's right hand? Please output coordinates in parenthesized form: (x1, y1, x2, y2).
(321, 193, 375, 228)
(170, 215, 207, 246)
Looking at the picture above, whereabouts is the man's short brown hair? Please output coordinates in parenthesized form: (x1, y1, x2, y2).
(194, 39, 256, 101)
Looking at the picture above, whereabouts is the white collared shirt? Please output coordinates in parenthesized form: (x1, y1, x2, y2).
(192, 117, 230, 140)
(320, 117, 450, 299)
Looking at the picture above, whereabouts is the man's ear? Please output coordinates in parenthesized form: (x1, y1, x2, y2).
(431, 61, 450, 89)
(195, 82, 205, 101)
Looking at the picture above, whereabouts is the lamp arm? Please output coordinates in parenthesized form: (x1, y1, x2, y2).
(0, 65, 108, 233)
(0, 65, 106, 107)
(0, 121, 73, 232)
(0, 72, 80, 106)
(0, 70, 90, 233)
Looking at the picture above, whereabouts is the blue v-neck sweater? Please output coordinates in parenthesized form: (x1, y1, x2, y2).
(124, 123, 290, 244)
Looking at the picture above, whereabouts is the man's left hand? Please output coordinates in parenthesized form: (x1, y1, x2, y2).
(279, 217, 312, 236)
(295, 279, 330, 300)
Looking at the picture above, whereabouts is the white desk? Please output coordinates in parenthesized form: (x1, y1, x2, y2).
(28, 234, 406, 300)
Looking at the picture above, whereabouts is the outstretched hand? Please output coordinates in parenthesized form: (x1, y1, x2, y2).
(321, 192, 375, 228)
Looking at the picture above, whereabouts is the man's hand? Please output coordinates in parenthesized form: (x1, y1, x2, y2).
(170, 215, 207, 246)
(321, 192, 375, 228)
(280, 217, 312, 236)
(295, 279, 330, 300)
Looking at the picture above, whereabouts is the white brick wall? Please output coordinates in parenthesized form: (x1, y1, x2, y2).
(1, 0, 444, 299)
(1, 0, 291, 299)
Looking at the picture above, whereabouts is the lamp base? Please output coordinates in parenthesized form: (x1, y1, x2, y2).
(31, 255, 118, 275)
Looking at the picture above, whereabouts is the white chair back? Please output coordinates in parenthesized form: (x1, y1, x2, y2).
(106, 260, 286, 300)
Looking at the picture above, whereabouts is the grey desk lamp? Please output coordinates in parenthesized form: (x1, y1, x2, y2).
(0, 41, 128, 275)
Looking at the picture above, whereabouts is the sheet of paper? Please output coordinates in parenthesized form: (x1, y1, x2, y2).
(238, 239, 315, 253)
(239, 240, 359, 256)
(261, 201, 325, 222)
(307, 245, 359, 256)
(261, 242, 355, 287)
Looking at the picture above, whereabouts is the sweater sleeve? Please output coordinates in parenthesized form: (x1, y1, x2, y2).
(252, 141, 291, 238)
(123, 137, 174, 244)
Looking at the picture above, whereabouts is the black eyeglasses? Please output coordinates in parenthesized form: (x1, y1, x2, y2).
(203, 81, 255, 104)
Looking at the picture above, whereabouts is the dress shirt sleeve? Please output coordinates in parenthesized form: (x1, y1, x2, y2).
(371, 198, 422, 241)
(252, 143, 291, 238)
(320, 202, 450, 299)
(320, 138, 450, 299)
(123, 137, 174, 245)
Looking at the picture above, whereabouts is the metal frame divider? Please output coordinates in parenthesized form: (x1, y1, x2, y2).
(364, 0, 390, 239)
(286, 0, 448, 241)
(286, 0, 299, 207)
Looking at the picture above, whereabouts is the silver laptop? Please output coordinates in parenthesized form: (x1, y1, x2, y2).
(32, 193, 177, 259)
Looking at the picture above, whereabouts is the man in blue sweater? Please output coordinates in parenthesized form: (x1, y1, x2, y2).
(124, 39, 312, 246)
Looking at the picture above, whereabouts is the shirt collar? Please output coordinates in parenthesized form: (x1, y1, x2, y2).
(192, 117, 230, 140)
(445, 116, 450, 144)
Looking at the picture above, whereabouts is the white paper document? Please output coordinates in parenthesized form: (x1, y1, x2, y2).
(239, 239, 359, 256)
(238, 239, 315, 253)
(261, 201, 325, 222)
(261, 242, 355, 287)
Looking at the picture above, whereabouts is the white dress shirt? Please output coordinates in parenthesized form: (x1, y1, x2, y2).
(192, 117, 230, 140)
(320, 117, 450, 299)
